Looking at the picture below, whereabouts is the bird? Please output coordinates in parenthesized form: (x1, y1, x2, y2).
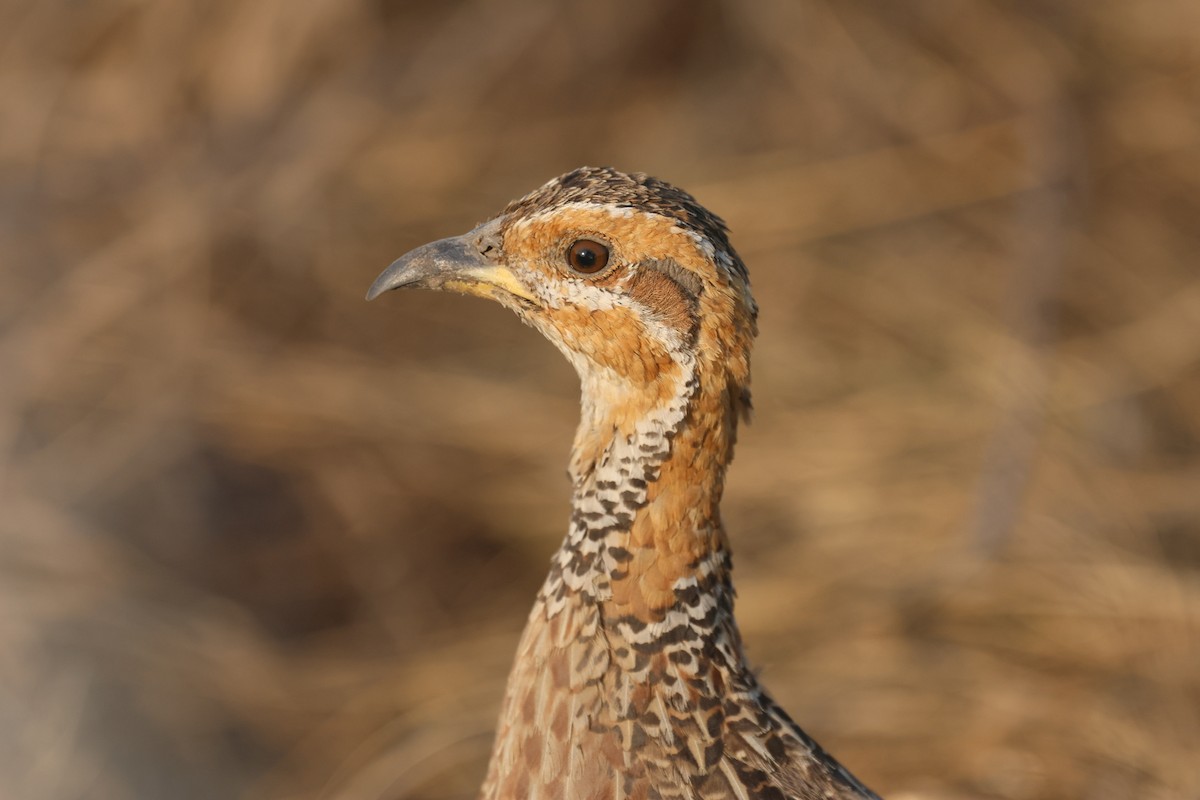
(367, 167, 882, 800)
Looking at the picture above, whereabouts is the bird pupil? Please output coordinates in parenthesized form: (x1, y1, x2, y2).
(576, 247, 595, 266)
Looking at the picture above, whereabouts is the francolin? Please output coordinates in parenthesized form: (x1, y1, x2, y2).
(368, 167, 881, 800)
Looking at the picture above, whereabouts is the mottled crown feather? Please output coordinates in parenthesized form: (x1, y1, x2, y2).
(498, 166, 750, 283)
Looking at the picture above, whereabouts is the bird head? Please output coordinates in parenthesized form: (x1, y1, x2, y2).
(368, 167, 757, 424)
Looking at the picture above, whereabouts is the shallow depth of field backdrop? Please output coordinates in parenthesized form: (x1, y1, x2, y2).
(3, 2, 1199, 799)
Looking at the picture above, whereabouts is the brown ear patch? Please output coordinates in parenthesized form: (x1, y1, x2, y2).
(625, 263, 699, 346)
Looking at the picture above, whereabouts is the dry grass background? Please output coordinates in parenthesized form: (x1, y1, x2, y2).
(2, 1, 1199, 798)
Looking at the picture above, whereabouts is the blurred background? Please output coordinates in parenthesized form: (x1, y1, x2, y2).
(2, 1, 1199, 798)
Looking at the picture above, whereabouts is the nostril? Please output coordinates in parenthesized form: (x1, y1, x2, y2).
(474, 233, 498, 257)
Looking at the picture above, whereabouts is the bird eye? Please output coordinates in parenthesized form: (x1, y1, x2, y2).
(566, 239, 610, 274)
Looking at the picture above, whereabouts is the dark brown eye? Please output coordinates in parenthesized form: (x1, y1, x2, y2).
(566, 239, 610, 274)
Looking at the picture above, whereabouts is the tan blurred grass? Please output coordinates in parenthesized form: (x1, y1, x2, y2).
(2, 1, 1199, 798)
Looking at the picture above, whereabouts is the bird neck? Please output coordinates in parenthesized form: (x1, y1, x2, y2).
(481, 362, 752, 799)
(546, 356, 743, 630)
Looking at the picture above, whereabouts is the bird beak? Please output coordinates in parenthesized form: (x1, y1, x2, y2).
(366, 218, 534, 304)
